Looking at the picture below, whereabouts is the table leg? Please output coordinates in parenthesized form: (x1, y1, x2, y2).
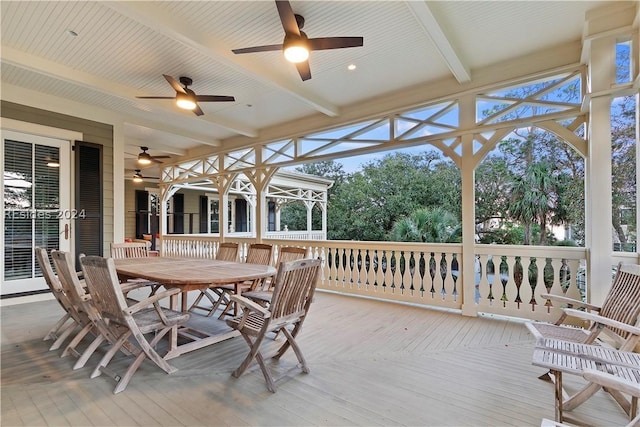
(554, 370, 563, 422)
(181, 291, 188, 313)
(168, 292, 178, 353)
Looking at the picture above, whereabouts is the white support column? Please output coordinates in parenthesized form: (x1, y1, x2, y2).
(459, 94, 478, 317)
(584, 10, 621, 306)
(321, 200, 328, 240)
(275, 203, 281, 231)
(217, 176, 229, 240)
(112, 121, 126, 244)
(305, 200, 313, 235)
(255, 182, 267, 242)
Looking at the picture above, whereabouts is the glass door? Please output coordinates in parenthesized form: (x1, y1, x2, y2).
(2, 130, 71, 295)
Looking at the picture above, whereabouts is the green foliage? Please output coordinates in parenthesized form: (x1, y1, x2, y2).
(476, 126, 585, 246)
(390, 207, 461, 243)
(611, 95, 637, 250)
(326, 151, 461, 241)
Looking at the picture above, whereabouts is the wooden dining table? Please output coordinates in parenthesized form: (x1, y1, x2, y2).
(114, 257, 277, 359)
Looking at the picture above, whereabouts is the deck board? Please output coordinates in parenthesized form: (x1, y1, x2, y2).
(1, 291, 632, 426)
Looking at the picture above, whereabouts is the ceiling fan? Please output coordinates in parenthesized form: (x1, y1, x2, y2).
(131, 169, 159, 183)
(136, 75, 235, 116)
(232, 0, 364, 81)
(136, 146, 170, 165)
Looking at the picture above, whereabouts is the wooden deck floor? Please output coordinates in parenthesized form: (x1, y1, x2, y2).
(1, 291, 632, 426)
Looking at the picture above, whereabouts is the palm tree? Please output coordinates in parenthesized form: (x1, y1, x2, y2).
(391, 207, 461, 243)
(509, 161, 558, 245)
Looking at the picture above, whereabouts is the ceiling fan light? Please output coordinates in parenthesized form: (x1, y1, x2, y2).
(137, 153, 153, 165)
(133, 170, 144, 183)
(284, 45, 309, 63)
(176, 92, 197, 110)
(283, 35, 309, 63)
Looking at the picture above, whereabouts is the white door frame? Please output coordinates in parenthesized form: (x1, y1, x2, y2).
(1, 121, 79, 295)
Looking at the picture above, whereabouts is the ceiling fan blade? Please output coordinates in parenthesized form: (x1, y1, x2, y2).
(136, 96, 174, 99)
(309, 37, 364, 51)
(194, 104, 205, 116)
(163, 74, 186, 94)
(276, 0, 300, 35)
(296, 60, 312, 81)
(195, 95, 235, 102)
(232, 44, 283, 54)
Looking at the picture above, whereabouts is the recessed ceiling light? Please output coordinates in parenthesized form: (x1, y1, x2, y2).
(347, 64, 357, 71)
(66, 29, 78, 37)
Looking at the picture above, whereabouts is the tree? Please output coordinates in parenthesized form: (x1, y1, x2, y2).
(509, 160, 559, 245)
(476, 126, 584, 246)
(327, 151, 461, 241)
(611, 95, 637, 250)
(390, 207, 461, 243)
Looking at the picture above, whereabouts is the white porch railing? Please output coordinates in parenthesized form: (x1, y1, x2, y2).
(161, 235, 589, 321)
(265, 230, 326, 240)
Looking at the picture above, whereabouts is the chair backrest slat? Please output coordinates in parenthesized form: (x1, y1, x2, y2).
(110, 242, 149, 259)
(245, 243, 274, 266)
(80, 256, 130, 325)
(50, 250, 100, 328)
(35, 247, 72, 312)
(216, 242, 239, 262)
(276, 246, 307, 265)
(269, 258, 321, 324)
(600, 263, 640, 338)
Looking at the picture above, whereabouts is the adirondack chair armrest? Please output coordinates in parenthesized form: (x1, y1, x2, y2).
(230, 294, 270, 316)
(125, 287, 182, 315)
(540, 293, 601, 311)
(564, 308, 640, 336)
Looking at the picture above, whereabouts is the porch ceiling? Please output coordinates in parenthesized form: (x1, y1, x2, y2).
(0, 1, 621, 176)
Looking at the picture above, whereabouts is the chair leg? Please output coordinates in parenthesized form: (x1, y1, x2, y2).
(563, 382, 603, 412)
(215, 291, 233, 319)
(113, 327, 176, 394)
(61, 323, 93, 358)
(91, 333, 131, 379)
(273, 318, 307, 360)
(280, 327, 309, 374)
(254, 350, 277, 392)
(189, 289, 217, 316)
(232, 332, 267, 379)
(49, 322, 77, 351)
(44, 313, 72, 341)
(74, 334, 105, 370)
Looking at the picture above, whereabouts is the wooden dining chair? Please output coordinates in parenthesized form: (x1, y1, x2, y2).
(79, 255, 190, 394)
(243, 246, 308, 306)
(110, 241, 161, 295)
(189, 242, 239, 316)
(35, 247, 78, 349)
(51, 250, 123, 369)
(216, 243, 274, 319)
(226, 258, 321, 392)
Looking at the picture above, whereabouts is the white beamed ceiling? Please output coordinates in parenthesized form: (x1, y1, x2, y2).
(0, 0, 627, 171)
